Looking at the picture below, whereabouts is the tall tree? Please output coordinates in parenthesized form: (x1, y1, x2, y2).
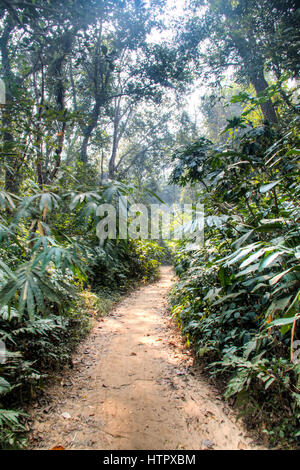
(180, 0, 299, 123)
(0, 0, 97, 190)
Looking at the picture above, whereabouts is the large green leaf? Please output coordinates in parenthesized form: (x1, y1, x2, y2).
(259, 181, 280, 193)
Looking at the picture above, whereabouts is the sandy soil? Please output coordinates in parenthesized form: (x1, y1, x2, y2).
(27, 266, 261, 450)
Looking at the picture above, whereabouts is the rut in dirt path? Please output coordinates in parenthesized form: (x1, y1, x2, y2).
(28, 266, 260, 450)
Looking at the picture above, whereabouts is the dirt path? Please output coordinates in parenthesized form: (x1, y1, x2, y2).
(28, 266, 260, 450)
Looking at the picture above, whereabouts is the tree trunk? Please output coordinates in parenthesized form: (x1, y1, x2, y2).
(80, 133, 90, 164)
(249, 70, 278, 123)
(229, 30, 278, 124)
(108, 110, 120, 179)
(80, 98, 102, 164)
(3, 107, 20, 193)
(0, 23, 21, 193)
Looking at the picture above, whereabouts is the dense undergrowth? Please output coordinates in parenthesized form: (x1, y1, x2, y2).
(0, 174, 163, 449)
(170, 86, 300, 449)
(0, 0, 298, 453)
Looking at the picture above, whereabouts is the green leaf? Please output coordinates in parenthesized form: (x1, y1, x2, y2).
(255, 222, 283, 233)
(259, 181, 280, 193)
(269, 268, 292, 285)
(269, 316, 296, 327)
(231, 230, 254, 249)
(239, 249, 266, 269)
(259, 251, 283, 270)
(0, 377, 11, 395)
(226, 244, 259, 266)
(237, 263, 260, 277)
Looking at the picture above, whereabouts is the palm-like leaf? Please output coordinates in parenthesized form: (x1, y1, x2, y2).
(0, 260, 75, 320)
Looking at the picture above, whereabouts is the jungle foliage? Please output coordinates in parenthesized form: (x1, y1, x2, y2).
(0, 0, 299, 452)
(0, 0, 178, 449)
(170, 84, 300, 447)
(0, 173, 163, 448)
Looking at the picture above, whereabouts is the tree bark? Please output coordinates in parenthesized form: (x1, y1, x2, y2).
(0, 22, 21, 193)
(229, 30, 278, 124)
(249, 69, 278, 123)
(108, 104, 121, 179)
(80, 98, 102, 164)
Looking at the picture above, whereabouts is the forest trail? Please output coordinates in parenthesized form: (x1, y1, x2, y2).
(28, 266, 260, 450)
